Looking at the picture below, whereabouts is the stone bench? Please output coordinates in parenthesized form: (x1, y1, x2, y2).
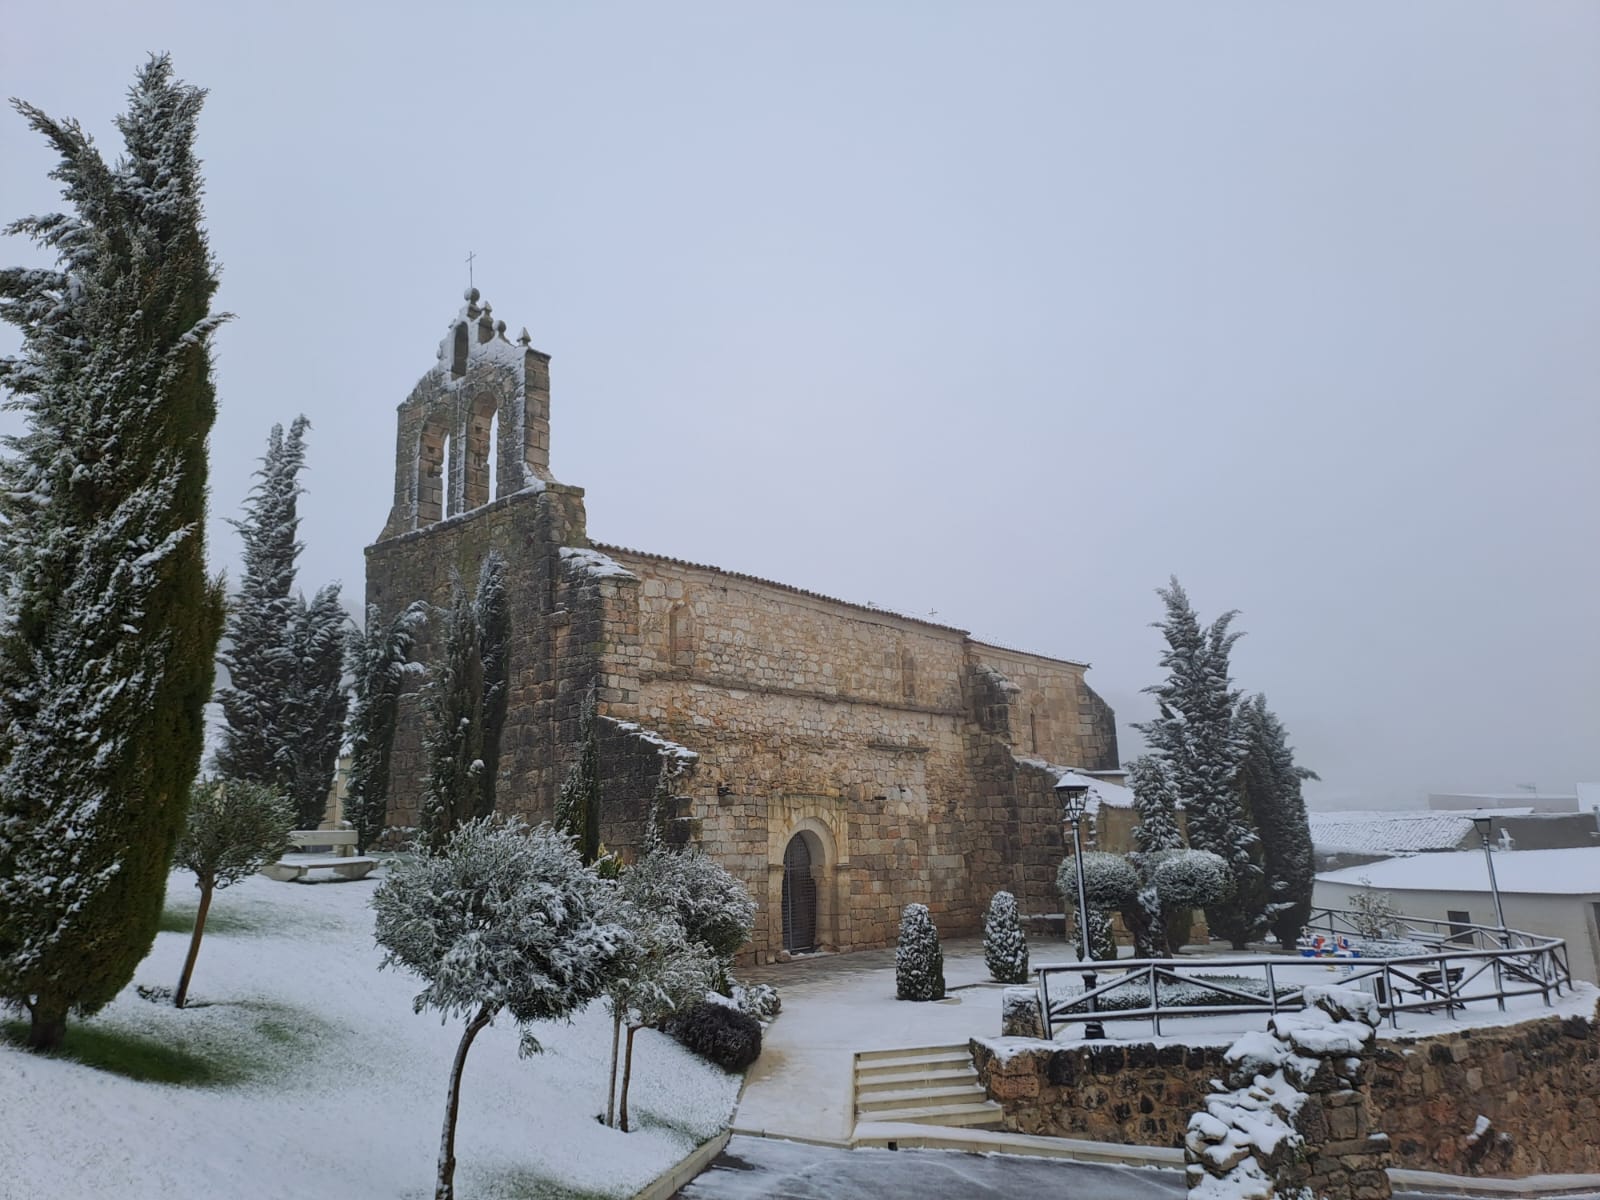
(261, 854, 378, 883)
(285, 828, 359, 855)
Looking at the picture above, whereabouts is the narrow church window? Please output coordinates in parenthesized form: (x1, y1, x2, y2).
(668, 603, 695, 669)
(899, 648, 916, 702)
(441, 432, 453, 518)
(1030, 711, 1039, 755)
(487, 407, 500, 502)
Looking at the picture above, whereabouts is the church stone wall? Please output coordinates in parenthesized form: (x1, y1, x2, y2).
(364, 297, 1122, 963)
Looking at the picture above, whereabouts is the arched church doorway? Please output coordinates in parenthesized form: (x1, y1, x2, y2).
(781, 834, 817, 953)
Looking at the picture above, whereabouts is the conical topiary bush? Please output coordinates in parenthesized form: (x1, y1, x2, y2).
(895, 903, 946, 1001)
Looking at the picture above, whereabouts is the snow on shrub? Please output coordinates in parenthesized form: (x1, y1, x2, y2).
(622, 848, 756, 965)
(1149, 848, 1230, 911)
(895, 903, 946, 1001)
(732, 982, 781, 1022)
(1057, 850, 1139, 912)
(667, 1001, 763, 1071)
(983, 891, 1029, 984)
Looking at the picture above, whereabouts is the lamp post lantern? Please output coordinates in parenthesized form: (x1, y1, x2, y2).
(1469, 813, 1510, 947)
(1056, 775, 1105, 1040)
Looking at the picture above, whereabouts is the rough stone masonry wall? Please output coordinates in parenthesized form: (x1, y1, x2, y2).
(1369, 1004, 1600, 1176)
(972, 999, 1600, 1178)
(600, 547, 1120, 960)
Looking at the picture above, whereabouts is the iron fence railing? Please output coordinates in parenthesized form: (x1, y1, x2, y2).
(1035, 907, 1573, 1041)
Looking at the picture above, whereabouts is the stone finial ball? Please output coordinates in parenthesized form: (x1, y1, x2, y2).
(464, 287, 481, 303)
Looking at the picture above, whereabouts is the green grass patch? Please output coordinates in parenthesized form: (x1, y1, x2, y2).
(469, 1168, 617, 1200)
(1, 998, 328, 1089)
(1, 1018, 240, 1085)
(157, 902, 274, 937)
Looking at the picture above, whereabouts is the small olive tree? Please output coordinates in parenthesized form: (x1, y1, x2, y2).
(172, 779, 294, 1008)
(372, 818, 625, 1200)
(620, 847, 755, 988)
(600, 895, 716, 1131)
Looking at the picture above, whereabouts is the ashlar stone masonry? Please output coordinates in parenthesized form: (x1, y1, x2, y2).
(366, 295, 1120, 961)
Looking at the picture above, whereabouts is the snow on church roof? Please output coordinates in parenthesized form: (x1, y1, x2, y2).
(1316, 845, 1600, 897)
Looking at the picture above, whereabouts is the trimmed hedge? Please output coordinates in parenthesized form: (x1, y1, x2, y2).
(667, 1001, 763, 1071)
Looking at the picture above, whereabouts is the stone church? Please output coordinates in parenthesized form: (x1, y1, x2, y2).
(366, 292, 1123, 961)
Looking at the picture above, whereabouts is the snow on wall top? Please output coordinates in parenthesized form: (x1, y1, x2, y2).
(599, 717, 699, 770)
(559, 546, 635, 581)
(1317, 845, 1600, 897)
(1014, 759, 1138, 812)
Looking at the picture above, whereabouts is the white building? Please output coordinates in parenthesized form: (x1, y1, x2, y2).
(1314, 846, 1600, 985)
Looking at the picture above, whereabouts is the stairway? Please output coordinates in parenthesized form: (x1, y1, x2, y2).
(851, 1043, 1004, 1133)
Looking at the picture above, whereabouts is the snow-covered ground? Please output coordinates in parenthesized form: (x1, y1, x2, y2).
(0, 867, 741, 1200)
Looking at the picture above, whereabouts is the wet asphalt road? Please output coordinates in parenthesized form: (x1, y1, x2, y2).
(676, 1135, 1600, 1200)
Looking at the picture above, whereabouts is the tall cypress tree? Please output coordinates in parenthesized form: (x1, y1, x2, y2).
(419, 553, 509, 851)
(1134, 578, 1262, 948)
(1127, 754, 1183, 853)
(214, 417, 346, 825)
(345, 601, 427, 853)
(215, 417, 307, 782)
(1238, 693, 1317, 948)
(0, 58, 227, 1049)
(555, 684, 602, 865)
(279, 584, 350, 827)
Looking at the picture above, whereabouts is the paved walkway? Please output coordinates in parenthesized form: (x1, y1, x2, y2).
(731, 938, 1009, 1145)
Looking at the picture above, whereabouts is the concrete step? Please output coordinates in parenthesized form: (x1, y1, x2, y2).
(855, 1066, 978, 1093)
(855, 1043, 969, 1064)
(855, 1050, 971, 1077)
(850, 1121, 1186, 1167)
(857, 1084, 990, 1113)
(861, 1101, 1003, 1128)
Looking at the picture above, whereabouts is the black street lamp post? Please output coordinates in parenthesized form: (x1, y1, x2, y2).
(1056, 774, 1106, 1040)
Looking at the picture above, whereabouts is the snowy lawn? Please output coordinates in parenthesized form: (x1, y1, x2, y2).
(0, 865, 741, 1200)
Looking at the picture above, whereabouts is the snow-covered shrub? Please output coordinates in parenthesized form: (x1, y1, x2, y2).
(895, 903, 946, 1001)
(372, 817, 625, 1200)
(1057, 851, 1139, 913)
(1348, 878, 1402, 941)
(1070, 904, 1119, 962)
(667, 1001, 763, 1071)
(623, 847, 756, 965)
(733, 982, 781, 1022)
(171, 778, 294, 1007)
(983, 891, 1030, 984)
(1149, 848, 1230, 910)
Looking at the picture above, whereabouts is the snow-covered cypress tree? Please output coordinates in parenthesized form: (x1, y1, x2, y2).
(419, 553, 509, 852)
(983, 891, 1029, 983)
(895, 903, 946, 1000)
(1238, 693, 1317, 948)
(214, 417, 308, 784)
(555, 684, 601, 865)
(1128, 754, 1183, 853)
(345, 601, 427, 853)
(278, 583, 348, 828)
(0, 58, 228, 1049)
(1134, 578, 1262, 948)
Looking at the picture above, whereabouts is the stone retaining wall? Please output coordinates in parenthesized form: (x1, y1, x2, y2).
(972, 998, 1600, 1178)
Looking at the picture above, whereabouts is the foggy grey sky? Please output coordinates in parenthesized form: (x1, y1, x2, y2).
(3, 3, 1596, 809)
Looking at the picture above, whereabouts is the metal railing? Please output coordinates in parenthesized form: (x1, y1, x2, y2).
(1035, 907, 1573, 1040)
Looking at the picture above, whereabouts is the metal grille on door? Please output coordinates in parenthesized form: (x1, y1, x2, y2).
(781, 835, 817, 953)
